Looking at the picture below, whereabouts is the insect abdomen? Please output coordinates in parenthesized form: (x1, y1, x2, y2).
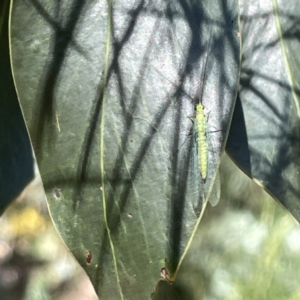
(195, 104, 207, 180)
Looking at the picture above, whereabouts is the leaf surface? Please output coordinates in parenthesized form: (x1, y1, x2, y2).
(226, 0, 300, 222)
(10, 0, 240, 298)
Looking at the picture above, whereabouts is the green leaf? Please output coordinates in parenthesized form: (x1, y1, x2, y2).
(0, 0, 34, 215)
(151, 280, 182, 300)
(226, 0, 300, 222)
(10, 0, 240, 298)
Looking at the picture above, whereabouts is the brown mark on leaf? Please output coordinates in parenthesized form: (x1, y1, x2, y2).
(160, 268, 174, 284)
(86, 250, 92, 264)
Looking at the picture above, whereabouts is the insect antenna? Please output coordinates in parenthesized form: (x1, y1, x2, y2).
(197, 22, 214, 106)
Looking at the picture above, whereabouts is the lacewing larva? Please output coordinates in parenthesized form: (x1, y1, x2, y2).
(190, 23, 223, 214)
(195, 103, 208, 181)
(194, 24, 214, 181)
(193, 110, 221, 215)
(190, 102, 208, 217)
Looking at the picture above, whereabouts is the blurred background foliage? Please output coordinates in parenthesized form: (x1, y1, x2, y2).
(0, 175, 98, 300)
(171, 154, 300, 300)
(1, 153, 300, 299)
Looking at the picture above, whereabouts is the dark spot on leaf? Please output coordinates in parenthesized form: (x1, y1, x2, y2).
(130, 139, 133, 142)
(53, 188, 61, 199)
(86, 250, 92, 264)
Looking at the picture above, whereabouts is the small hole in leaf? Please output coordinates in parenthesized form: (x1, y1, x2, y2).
(127, 213, 133, 218)
(86, 250, 92, 264)
(53, 188, 61, 199)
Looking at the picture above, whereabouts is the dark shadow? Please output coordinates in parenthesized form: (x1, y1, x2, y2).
(26, 0, 98, 214)
(28, 0, 89, 160)
(0, 0, 34, 215)
(0, 250, 46, 300)
(228, 7, 300, 223)
(226, 95, 251, 173)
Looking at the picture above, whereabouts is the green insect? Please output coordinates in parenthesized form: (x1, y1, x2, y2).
(191, 102, 208, 217)
(195, 103, 208, 181)
(192, 109, 221, 216)
(189, 23, 221, 216)
(194, 24, 214, 182)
